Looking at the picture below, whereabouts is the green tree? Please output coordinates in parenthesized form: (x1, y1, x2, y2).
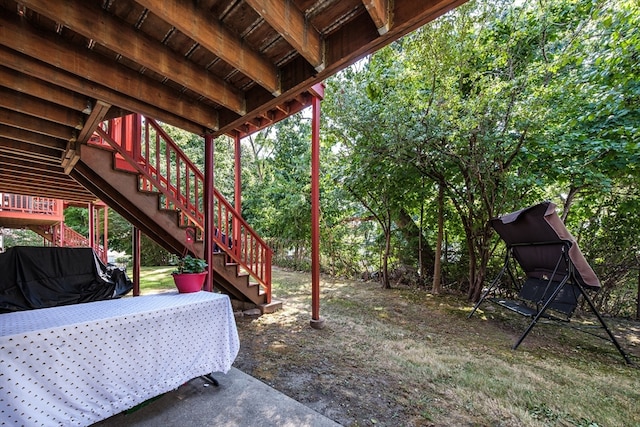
(525, 0, 640, 313)
(325, 1, 550, 298)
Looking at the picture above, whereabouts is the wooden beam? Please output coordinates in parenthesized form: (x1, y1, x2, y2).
(0, 124, 67, 151)
(0, 175, 75, 190)
(18, 0, 246, 115)
(0, 182, 76, 197)
(0, 186, 79, 202)
(0, 107, 75, 140)
(61, 137, 79, 175)
(0, 14, 218, 131)
(1, 167, 66, 182)
(137, 0, 280, 95)
(0, 138, 63, 161)
(0, 155, 70, 175)
(0, 168, 74, 186)
(61, 100, 111, 174)
(0, 178, 94, 202)
(0, 66, 91, 113)
(362, 0, 392, 35)
(245, 0, 324, 71)
(0, 47, 204, 136)
(214, 0, 467, 137)
(0, 86, 84, 129)
(77, 101, 111, 145)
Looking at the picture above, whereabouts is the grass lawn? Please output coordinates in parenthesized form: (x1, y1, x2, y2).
(127, 265, 176, 293)
(136, 265, 640, 426)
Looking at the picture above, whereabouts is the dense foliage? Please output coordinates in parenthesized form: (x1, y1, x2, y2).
(238, 0, 640, 315)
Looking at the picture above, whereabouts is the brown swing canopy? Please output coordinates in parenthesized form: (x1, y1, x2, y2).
(490, 201, 600, 290)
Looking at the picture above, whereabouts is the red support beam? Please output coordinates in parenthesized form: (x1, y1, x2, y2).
(310, 84, 325, 329)
(204, 133, 215, 292)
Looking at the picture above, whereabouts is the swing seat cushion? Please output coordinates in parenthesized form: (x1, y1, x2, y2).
(488, 277, 579, 321)
(519, 277, 579, 316)
(489, 298, 539, 317)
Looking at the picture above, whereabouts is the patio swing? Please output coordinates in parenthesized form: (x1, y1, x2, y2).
(468, 201, 632, 364)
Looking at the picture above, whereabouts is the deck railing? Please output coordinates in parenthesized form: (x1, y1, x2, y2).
(90, 114, 271, 301)
(0, 193, 63, 218)
(1, 193, 105, 260)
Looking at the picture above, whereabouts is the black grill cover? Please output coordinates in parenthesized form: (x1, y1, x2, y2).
(0, 246, 132, 313)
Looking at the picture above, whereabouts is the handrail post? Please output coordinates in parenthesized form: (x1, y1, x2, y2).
(266, 249, 272, 304)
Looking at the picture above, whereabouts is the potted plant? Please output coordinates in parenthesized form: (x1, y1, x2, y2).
(172, 255, 208, 293)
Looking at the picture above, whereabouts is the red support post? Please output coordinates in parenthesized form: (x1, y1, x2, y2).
(234, 132, 242, 253)
(133, 226, 140, 296)
(310, 84, 325, 329)
(204, 133, 215, 292)
(103, 205, 109, 264)
(88, 202, 95, 249)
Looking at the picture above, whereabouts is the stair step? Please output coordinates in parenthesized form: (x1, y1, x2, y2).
(259, 299, 283, 314)
(112, 156, 139, 174)
(158, 207, 180, 213)
(231, 299, 283, 315)
(248, 282, 265, 296)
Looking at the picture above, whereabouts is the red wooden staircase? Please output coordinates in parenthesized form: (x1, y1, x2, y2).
(0, 193, 106, 261)
(70, 114, 278, 311)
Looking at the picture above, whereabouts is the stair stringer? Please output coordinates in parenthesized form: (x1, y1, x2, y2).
(77, 144, 268, 306)
(72, 145, 185, 256)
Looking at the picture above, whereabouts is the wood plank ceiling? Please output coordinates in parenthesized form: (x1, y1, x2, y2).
(0, 0, 466, 203)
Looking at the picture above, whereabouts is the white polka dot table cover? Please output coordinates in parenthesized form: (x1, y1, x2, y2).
(0, 291, 240, 426)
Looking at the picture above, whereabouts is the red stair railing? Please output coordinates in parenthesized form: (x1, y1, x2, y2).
(60, 225, 106, 262)
(90, 114, 272, 302)
(36, 224, 107, 262)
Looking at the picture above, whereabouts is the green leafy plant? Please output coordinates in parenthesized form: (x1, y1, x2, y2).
(172, 255, 207, 274)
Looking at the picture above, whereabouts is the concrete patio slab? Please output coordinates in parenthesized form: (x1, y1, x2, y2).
(92, 367, 341, 427)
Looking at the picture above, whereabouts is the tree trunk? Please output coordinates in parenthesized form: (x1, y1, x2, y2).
(466, 242, 478, 301)
(468, 225, 494, 302)
(561, 186, 582, 222)
(419, 198, 424, 280)
(637, 264, 640, 320)
(381, 223, 391, 289)
(432, 183, 444, 294)
(395, 208, 435, 274)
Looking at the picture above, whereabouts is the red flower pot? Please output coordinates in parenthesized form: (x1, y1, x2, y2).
(172, 272, 207, 293)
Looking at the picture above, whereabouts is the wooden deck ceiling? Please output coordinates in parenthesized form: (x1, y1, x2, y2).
(0, 0, 466, 202)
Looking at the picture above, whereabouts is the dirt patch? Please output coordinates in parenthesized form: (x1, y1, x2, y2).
(233, 268, 640, 426)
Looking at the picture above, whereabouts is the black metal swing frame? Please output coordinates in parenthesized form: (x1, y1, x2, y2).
(467, 202, 632, 364)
